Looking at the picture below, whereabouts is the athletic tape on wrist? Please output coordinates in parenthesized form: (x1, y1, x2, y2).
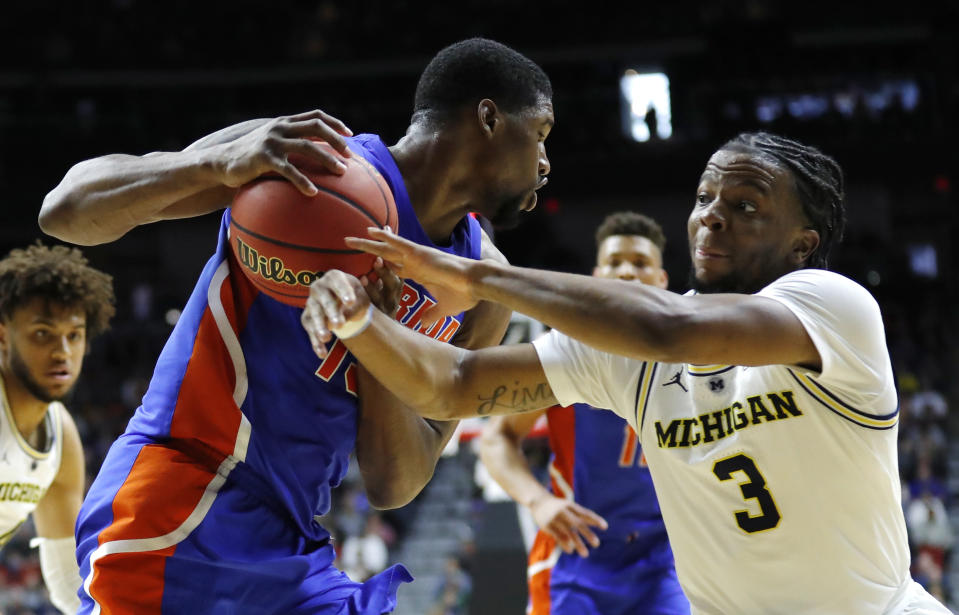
(333, 303, 374, 339)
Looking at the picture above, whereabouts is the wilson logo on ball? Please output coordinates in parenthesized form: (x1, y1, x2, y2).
(228, 142, 399, 308)
(234, 236, 322, 287)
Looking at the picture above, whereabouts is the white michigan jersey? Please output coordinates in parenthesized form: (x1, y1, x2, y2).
(0, 372, 63, 546)
(533, 269, 947, 614)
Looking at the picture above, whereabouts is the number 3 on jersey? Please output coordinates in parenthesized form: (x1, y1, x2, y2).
(712, 454, 781, 533)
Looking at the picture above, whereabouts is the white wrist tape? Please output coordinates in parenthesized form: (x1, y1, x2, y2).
(332, 303, 374, 339)
(33, 536, 81, 614)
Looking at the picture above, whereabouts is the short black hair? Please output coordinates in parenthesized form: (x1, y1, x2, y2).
(413, 38, 552, 124)
(595, 211, 666, 254)
(722, 132, 846, 269)
(0, 242, 115, 339)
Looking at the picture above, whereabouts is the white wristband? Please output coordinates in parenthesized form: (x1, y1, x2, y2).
(33, 536, 82, 614)
(332, 303, 374, 339)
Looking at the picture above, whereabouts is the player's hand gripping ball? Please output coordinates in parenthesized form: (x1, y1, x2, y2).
(228, 143, 398, 307)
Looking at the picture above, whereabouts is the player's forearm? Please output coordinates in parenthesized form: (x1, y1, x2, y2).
(345, 311, 555, 419)
(478, 431, 551, 509)
(39, 149, 228, 245)
(356, 371, 458, 509)
(344, 311, 472, 419)
(468, 260, 689, 362)
(357, 416, 457, 509)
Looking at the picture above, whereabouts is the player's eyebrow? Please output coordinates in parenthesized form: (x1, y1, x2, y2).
(28, 316, 86, 328)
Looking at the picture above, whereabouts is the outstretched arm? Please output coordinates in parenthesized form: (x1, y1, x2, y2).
(346, 229, 821, 370)
(354, 236, 517, 508)
(40, 109, 353, 245)
(302, 270, 557, 421)
(479, 411, 607, 557)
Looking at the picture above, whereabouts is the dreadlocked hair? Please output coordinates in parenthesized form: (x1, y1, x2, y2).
(723, 132, 846, 269)
(0, 242, 115, 338)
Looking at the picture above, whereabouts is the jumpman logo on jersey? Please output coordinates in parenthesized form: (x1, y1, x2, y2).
(663, 370, 687, 392)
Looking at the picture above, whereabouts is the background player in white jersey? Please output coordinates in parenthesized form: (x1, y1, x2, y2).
(301, 132, 952, 614)
(480, 211, 688, 614)
(0, 242, 115, 613)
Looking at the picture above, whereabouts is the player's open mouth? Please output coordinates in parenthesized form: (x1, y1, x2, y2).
(522, 178, 548, 212)
(46, 368, 72, 382)
(695, 246, 728, 259)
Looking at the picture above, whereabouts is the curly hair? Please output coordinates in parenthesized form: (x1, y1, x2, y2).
(722, 132, 846, 269)
(0, 242, 115, 339)
(595, 211, 666, 254)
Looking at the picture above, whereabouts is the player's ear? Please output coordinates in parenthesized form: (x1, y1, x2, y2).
(792, 228, 820, 267)
(657, 268, 669, 290)
(477, 99, 500, 139)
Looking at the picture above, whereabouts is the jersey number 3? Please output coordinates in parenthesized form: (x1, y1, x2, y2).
(712, 454, 781, 533)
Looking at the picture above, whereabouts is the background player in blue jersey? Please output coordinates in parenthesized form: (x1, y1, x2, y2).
(479, 212, 688, 615)
(40, 38, 552, 614)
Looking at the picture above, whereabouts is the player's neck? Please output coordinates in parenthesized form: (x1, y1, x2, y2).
(0, 366, 50, 444)
(389, 131, 472, 244)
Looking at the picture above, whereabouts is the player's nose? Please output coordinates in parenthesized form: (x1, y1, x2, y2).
(538, 144, 551, 177)
(50, 336, 73, 359)
(616, 265, 638, 281)
(699, 200, 727, 231)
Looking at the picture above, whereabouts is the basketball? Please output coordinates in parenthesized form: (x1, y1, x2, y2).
(228, 143, 398, 307)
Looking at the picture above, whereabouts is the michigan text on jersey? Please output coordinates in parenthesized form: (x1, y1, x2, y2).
(654, 391, 803, 448)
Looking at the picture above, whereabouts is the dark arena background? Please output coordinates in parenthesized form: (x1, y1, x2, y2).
(1, 2, 957, 612)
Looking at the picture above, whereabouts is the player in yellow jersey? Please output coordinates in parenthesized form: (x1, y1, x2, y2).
(0, 243, 114, 613)
(302, 132, 950, 614)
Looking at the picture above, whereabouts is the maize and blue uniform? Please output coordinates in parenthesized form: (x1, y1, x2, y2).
(75, 134, 484, 614)
(533, 271, 951, 613)
(527, 403, 689, 615)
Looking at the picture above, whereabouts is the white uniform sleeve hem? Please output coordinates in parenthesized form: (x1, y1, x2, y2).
(531, 335, 580, 408)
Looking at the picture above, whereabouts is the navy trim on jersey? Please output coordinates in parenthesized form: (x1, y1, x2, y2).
(635, 362, 648, 433)
(686, 365, 736, 377)
(805, 374, 899, 421)
(637, 363, 658, 435)
(787, 370, 898, 430)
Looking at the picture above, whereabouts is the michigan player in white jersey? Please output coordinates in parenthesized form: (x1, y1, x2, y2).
(302, 132, 951, 613)
(0, 243, 114, 613)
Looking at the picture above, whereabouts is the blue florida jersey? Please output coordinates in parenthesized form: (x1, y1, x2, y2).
(79, 132, 483, 557)
(526, 403, 688, 615)
(546, 403, 665, 538)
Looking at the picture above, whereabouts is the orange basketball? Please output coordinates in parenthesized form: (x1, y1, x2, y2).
(228, 143, 398, 307)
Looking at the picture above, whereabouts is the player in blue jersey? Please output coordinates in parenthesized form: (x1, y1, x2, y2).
(479, 212, 688, 615)
(40, 38, 553, 614)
